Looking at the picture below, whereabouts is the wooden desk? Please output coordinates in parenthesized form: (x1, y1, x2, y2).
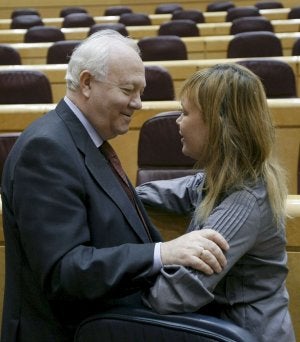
(1, 99, 299, 193)
(6, 32, 300, 65)
(1, 18, 300, 43)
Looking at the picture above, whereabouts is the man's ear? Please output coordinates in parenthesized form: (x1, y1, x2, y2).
(80, 70, 92, 98)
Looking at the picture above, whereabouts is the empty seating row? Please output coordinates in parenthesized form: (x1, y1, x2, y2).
(5, 5, 300, 29)
(0, 7, 297, 29)
(5, 2, 289, 20)
(2, 32, 300, 65)
(0, 57, 298, 102)
(0, 98, 299, 193)
(0, 64, 175, 103)
(2, 16, 300, 45)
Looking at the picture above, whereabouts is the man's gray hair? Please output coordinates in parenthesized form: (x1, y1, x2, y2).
(65, 30, 140, 91)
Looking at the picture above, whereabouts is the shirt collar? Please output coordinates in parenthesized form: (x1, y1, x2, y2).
(64, 96, 103, 148)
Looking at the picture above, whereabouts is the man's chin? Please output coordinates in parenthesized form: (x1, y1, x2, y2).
(117, 126, 130, 136)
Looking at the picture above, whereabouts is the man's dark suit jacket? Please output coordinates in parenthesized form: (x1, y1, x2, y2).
(1, 99, 162, 341)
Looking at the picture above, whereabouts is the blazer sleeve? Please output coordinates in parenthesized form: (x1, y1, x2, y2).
(142, 190, 261, 313)
(12, 135, 156, 301)
(136, 173, 205, 214)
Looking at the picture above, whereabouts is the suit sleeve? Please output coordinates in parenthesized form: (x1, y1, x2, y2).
(12, 136, 156, 301)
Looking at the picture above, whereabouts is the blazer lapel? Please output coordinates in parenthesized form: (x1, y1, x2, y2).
(55, 100, 151, 242)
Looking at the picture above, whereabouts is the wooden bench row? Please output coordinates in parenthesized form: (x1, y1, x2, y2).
(0, 195, 299, 339)
(3, 32, 300, 65)
(1, 18, 300, 43)
(0, 6, 295, 23)
(1, 99, 299, 193)
(1, 56, 300, 101)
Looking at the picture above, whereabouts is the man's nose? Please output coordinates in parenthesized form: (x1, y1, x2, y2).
(129, 93, 142, 110)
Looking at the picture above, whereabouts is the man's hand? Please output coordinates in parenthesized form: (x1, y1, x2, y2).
(160, 229, 229, 275)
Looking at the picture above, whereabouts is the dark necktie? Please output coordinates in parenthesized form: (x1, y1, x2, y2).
(99, 141, 152, 241)
(100, 140, 130, 190)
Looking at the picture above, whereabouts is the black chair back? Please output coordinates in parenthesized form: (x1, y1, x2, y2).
(158, 19, 199, 37)
(230, 16, 273, 35)
(155, 4, 183, 14)
(60, 6, 87, 17)
(136, 111, 197, 185)
(104, 6, 132, 16)
(227, 31, 283, 58)
(62, 13, 95, 28)
(119, 13, 151, 26)
(0, 70, 53, 104)
(142, 66, 175, 101)
(206, 1, 235, 12)
(0, 45, 21, 65)
(74, 306, 258, 342)
(237, 59, 297, 98)
(138, 36, 188, 61)
(10, 14, 43, 29)
(254, 1, 283, 9)
(24, 26, 65, 43)
(46, 40, 80, 64)
(89, 23, 128, 37)
(226, 6, 260, 22)
(172, 10, 205, 23)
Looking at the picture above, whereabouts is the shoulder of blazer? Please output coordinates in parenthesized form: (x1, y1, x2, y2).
(54, 99, 94, 155)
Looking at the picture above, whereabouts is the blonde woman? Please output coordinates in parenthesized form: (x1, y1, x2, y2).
(136, 63, 295, 342)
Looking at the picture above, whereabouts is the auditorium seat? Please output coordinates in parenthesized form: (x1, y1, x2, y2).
(88, 23, 128, 37)
(237, 59, 297, 98)
(136, 111, 197, 185)
(227, 31, 283, 58)
(141, 65, 175, 101)
(138, 36, 188, 61)
(254, 1, 283, 9)
(24, 26, 65, 43)
(0, 133, 21, 182)
(0, 45, 21, 65)
(10, 14, 44, 29)
(118, 13, 151, 26)
(0, 70, 52, 104)
(288, 6, 300, 19)
(104, 6, 132, 16)
(59, 6, 88, 17)
(206, 1, 235, 12)
(292, 38, 300, 56)
(155, 4, 183, 14)
(62, 13, 95, 28)
(230, 16, 274, 35)
(74, 306, 256, 342)
(172, 10, 205, 23)
(226, 6, 261, 22)
(158, 19, 199, 37)
(11, 8, 40, 19)
(46, 40, 80, 64)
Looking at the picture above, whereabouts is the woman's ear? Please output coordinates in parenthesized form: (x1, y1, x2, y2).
(80, 70, 93, 98)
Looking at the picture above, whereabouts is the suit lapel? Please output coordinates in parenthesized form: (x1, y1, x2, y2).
(55, 100, 151, 242)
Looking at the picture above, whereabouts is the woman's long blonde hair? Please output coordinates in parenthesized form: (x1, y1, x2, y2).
(180, 63, 287, 225)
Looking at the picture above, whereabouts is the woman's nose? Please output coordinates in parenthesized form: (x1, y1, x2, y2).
(176, 113, 183, 125)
